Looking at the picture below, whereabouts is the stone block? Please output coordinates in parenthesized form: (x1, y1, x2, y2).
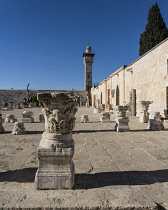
(148, 112, 164, 131)
(100, 112, 110, 122)
(35, 147, 74, 189)
(12, 122, 25, 135)
(80, 115, 89, 123)
(22, 118, 34, 123)
(35, 132, 75, 190)
(22, 111, 34, 123)
(5, 114, 17, 123)
(39, 113, 45, 123)
(115, 117, 130, 132)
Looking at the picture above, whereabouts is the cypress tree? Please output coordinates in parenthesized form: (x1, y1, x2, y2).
(139, 3, 168, 56)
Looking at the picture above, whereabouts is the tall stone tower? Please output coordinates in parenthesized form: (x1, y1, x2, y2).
(82, 45, 95, 106)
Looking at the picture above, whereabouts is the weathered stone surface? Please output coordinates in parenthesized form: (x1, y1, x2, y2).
(139, 101, 153, 123)
(39, 113, 45, 123)
(115, 117, 130, 132)
(35, 92, 77, 190)
(12, 122, 25, 135)
(5, 114, 17, 123)
(1, 107, 168, 209)
(22, 111, 34, 123)
(80, 114, 89, 123)
(148, 112, 164, 131)
(100, 112, 110, 122)
(113, 106, 130, 132)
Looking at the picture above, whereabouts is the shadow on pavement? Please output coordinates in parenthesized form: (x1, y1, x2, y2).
(73, 129, 115, 133)
(25, 131, 43, 134)
(73, 129, 152, 133)
(0, 168, 168, 189)
(75, 169, 168, 189)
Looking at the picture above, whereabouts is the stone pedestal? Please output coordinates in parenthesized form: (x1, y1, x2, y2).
(93, 107, 101, 113)
(35, 132, 74, 189)
(148, 112, 164, 131)
(0, 114, 4, 134)
(115, 117, 130, 132)
(12, 122, 25, 135)
(35, 92, 77, 190)
(5, 114, 17, 123)
(113, 106, 130, 132)
(100, 112, 110, 122)
(39, 113, 45, 123)
(80, 115, 89, 123)
(22, 111, 34, 123)
(139, 101, 152, 123)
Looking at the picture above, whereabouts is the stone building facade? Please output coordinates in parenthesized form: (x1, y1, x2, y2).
(91, 38, 168, 117)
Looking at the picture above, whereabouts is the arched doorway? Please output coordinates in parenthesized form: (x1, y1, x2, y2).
(116, 86, 119, 105)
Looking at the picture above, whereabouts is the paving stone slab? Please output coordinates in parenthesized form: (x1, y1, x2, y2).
(0, 107, 168, 209)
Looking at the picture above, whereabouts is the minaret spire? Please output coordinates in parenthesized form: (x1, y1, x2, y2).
(82, 45, 95, 106)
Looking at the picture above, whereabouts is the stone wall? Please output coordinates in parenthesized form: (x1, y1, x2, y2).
(91, 38, 168, 117)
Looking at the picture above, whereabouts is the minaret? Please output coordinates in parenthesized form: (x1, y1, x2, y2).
(82, 46, 95, 106)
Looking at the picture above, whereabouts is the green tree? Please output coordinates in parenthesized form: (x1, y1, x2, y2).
(30, 95, 39, 106)
(139, 3, 168, 56)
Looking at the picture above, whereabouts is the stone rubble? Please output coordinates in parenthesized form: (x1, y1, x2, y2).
(148, 111, 164, 131)
(12, 122, 25, 135)
(80, 114, 89, 123)
(100, 112, 110, 122)
(22, 111, 34, 123)
(5, 114, 17, 123)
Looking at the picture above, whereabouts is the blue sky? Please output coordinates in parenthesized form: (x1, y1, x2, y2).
(0, 0, 168, 90)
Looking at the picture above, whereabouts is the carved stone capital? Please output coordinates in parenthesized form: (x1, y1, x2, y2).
(113, 106, 129, 117)
(38, 93, 77, 134)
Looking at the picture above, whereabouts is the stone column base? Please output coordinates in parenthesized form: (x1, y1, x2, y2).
(35, 156, 74, 189)
(115, 117, 130, 132)
(35, 132, 74, 190)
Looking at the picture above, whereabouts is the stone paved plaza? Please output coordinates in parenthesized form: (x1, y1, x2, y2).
(0, 107, 168, 209)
